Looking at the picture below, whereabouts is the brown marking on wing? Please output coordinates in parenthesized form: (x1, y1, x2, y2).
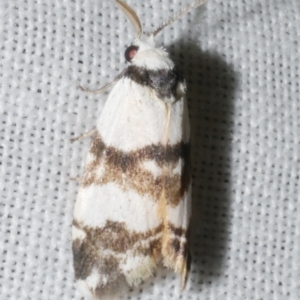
(73, 220, 163, 282)
(168, 223, 187, 237)
(90, 133, 105, 158)
(84, 131, 190, 171)
(73, 236, 127, 296)
(164, 223, 188, 259)
(81, 132, 191, 207)
(83, 220, 163, 254)
(73, 221, 190, 293)
(160, 222, 190, 287)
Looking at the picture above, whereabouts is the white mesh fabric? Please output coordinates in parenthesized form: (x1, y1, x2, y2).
(1, 0, 299, 299)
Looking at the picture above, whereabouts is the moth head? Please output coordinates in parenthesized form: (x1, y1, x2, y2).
(116, 0, 207, 64)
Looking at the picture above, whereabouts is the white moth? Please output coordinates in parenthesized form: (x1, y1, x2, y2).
(72, 0, 207, 299)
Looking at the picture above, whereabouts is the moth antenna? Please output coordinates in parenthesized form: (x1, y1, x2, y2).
(115, 0, 142, 38)
(151, 0, 208, 37)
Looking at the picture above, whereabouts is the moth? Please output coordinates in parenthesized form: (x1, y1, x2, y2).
(72, 0, 207, 299)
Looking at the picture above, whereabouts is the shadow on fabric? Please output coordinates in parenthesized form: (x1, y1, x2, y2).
(169, 39, 238, 288)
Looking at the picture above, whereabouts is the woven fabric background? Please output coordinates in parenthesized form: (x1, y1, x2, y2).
(1, 0, 299, 299)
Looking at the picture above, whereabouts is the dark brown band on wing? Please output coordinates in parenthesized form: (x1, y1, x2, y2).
(73, 240, 127, 295)
(72, 220, 163, 280)
(74, 219, 163, 254)
(73, 220, 190, 295)
(89, 131, 190, 168)
(165, 223, 188, 257)
(168, 223, 187, 237)
(82, 132, 191, 206)
(123, 65, 185, 99)
(72, 220, 188, 278)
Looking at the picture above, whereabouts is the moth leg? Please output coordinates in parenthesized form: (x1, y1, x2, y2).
(78, 70, 124, 94)
(71, 127, 97, 143)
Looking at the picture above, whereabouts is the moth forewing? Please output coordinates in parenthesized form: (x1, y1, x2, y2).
(72, 0, 207, 298)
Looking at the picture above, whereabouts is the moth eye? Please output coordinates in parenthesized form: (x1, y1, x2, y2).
(125, 45, 139, 62)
